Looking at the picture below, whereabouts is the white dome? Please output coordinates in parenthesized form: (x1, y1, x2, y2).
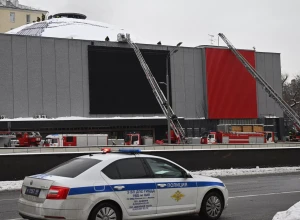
(6, 18, 141, 42)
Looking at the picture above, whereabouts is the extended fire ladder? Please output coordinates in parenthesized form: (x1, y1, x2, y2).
(218, 33, 300, 129)
(118, 33, 186, 143)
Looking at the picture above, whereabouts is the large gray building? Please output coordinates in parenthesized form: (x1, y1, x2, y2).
(0, 26, 284, 139)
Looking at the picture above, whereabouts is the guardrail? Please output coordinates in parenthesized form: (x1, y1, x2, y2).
(0, 143, 299, 155)
(1, 147, 300, 181)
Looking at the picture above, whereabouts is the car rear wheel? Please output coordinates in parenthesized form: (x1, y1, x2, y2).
(89, 202, 121, 220)
(199, 191, 224, 220)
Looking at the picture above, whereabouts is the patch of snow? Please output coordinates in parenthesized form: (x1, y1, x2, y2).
(191, 166, 300, 177)
(0, 180, 23, 191)
(0, 116, 167, 122)
(272, 201, 300, 220)
(6, 18, 144, 43)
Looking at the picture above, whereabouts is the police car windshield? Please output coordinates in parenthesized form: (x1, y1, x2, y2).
(45, 158, 101, 178)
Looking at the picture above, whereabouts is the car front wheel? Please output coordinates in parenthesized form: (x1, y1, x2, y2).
(89, 202, 121, 220)
(200, 191, 224, 220)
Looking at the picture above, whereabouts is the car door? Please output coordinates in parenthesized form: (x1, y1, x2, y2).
(144, 157, 198, 214)
(101, 158, 157, 216)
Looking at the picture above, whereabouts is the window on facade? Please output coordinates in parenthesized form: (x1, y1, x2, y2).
(10, 12, 15, 23)
(26, 14, 30, 23)
(145, 158, 184, 178)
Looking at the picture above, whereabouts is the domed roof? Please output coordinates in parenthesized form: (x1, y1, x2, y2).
(6, 16, 140, 42)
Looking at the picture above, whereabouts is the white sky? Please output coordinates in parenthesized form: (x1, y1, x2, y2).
(21, 0, 300, 79)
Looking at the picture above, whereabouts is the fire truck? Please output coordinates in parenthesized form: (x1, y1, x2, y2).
(200, 131, 275, 144)
(289, 124, 300, 142)
(124, 133, 153, 146)
(0, 131, 42, 147)
(44, 134, 108, 147)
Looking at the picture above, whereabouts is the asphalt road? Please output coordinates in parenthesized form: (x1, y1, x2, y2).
(1, 172, 300, 220)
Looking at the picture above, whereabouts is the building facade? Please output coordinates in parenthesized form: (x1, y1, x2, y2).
(0, 0, 47, 33)
(0, 33, 284, 140)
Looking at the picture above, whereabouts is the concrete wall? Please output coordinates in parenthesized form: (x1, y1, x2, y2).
(256, 52, 283, 118)
(0, 34, 206, 119)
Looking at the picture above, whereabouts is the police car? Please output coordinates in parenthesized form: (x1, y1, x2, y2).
(18, 149, 228, 220)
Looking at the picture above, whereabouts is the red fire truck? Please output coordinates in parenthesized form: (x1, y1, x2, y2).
(124, 133, 153, 146)
(0, 131, 42, 147)
(44, 134, 108, 147)
(201, 131, 275, 144)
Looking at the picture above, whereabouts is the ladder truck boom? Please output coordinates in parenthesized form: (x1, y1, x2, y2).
(218, 33, 300, 129)
(117, 33, 186, 143)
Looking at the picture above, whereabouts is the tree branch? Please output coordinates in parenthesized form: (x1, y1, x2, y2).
(291, 100, 300, 108)
(282, 74, 289, 86)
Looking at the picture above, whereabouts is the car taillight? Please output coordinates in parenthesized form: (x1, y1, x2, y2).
(46, 186, 70, 200)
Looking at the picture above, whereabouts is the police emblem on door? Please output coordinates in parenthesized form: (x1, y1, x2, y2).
(171, 190, 185, 202)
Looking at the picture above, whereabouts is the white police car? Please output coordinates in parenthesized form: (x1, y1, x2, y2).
(18, 149, 228, 220)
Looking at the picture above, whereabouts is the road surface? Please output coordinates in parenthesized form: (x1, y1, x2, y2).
(1, 172, 300, 220)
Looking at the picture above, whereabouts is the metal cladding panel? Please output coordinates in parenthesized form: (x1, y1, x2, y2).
(69, 40, 84, 117)
(12, 36, 29, 117)
(194, 49, 205, 118)
(27, 37, 43, 117)
(256, 53, 268, 116)
(273, 54, 283, 117)
(169, 47, 206, 118)
(205, 48, 258, 119)
(256, 52, 283, 118)
(55, 39, 71, 117)
(0, 35, 14, 118)
(172, 50, 186, 117)
(184, 48, 196, 118)
(41, 38, 57, 118)
(81, 41, 90, 117)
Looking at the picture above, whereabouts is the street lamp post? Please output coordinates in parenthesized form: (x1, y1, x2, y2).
(166, 42, 182, 144)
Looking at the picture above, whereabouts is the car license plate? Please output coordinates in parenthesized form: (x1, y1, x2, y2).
(25, 187, 41, 197)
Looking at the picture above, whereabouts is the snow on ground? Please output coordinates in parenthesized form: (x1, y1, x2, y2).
(0, 116, 167, 122)
(272, 201, 300, 220)
(0, 181, 23, 192)
(1, 167, 300, 191)
(191, 166, 300, 177)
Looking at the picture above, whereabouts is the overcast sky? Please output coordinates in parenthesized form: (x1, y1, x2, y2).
(22, 0, 300, 80)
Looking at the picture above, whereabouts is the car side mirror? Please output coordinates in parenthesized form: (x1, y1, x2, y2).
(184, 171, 192, 178)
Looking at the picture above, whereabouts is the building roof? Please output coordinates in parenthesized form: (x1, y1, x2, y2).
(0, 0, 47, 12)
(6, 17, 142, 42)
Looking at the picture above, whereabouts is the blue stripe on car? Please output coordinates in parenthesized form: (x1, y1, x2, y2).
(68, 181, 224, 196)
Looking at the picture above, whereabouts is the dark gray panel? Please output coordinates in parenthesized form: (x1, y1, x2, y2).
(82, 41, 90, 117)
(193, 49, 205, 118)
(27, 37, 43, 117)
(183, 49, 196, 117)
(12, 36, 28, 117)
(264, 53, 276, 116)
(55, 39, 70, 117)
(174, 50, 185, 104)
(0, 35, 13, 118)
(173, 48, 186, 117)
(273, 54, 284, 117)
(69, 40, 84, 116)
(41, 38, 57, 117)
(256, 53, 268, 117)
(170, 54, 177, 111)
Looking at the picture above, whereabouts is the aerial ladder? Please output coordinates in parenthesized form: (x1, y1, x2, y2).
(117, 33, 186, 143)
(218, 33, 300, 129)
